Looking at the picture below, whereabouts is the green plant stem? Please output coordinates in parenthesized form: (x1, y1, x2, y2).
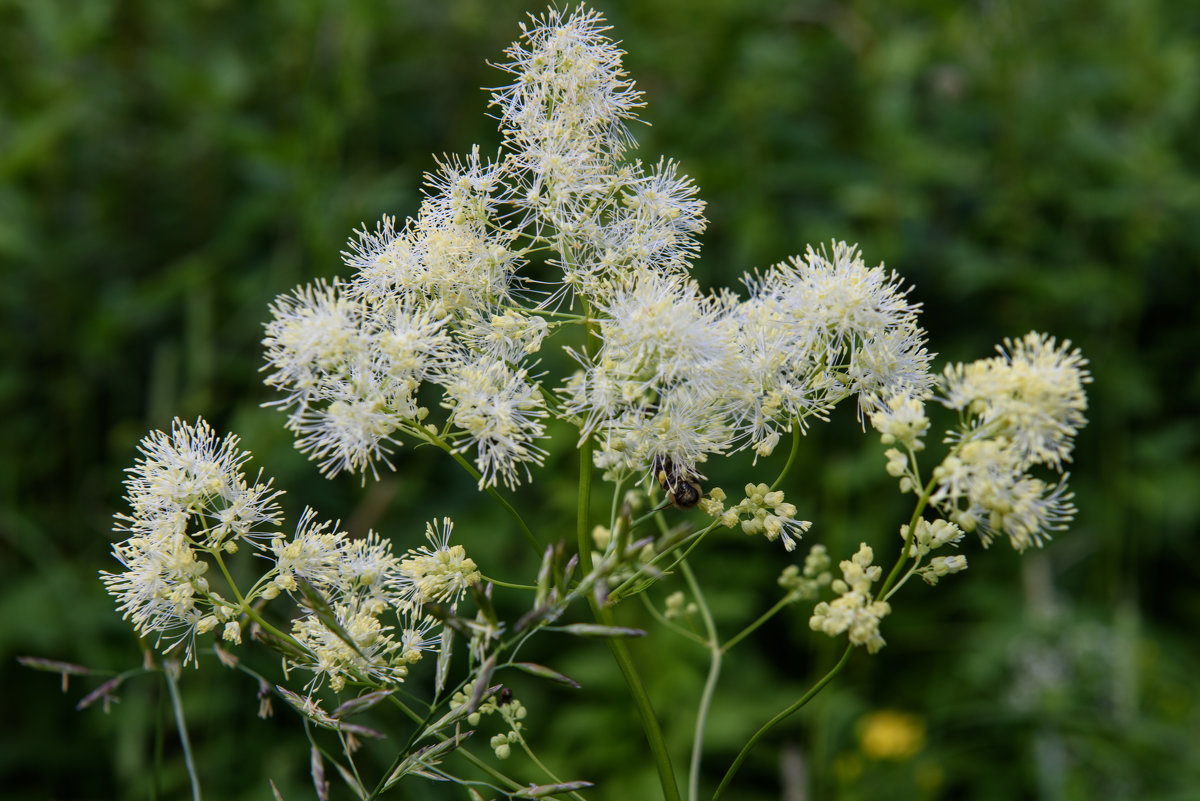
(517, 738, 590, 801)
(595, 604, 682, 801)
(163, 665, 202, 801)
(876, 473, 938, 599)
(719, 595, 793, 655)
(883, 561, 923, 602)
(711, 644, 853, 801)
(576, 432, 594, 575)
(455, 747, 526, 793)
(479, 575, 539, 591)
(611, 474, 630, 557)
(769, 424, 803, 491)
(424, 429, 541, 555)
(681, 560, 720, 801)
(578, 431, 681, 801)
(638, 593, 707, 648)
(209, 552, 297, 647)
(608, 521, 719, 603)
(153, 669, 166, 801)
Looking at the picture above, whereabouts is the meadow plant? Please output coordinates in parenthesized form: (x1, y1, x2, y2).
(74, 6, 1092, 799)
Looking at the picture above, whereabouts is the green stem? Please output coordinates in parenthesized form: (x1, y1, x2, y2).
(424, 430, 541, 556)
(209, 553, 296, 647)
(611, 475, 630, 558)
(578, 430, 680, 801)
(638, 593, 708, 648)
(883, 561, 922, 602)
(572, 303, 680, 801)
(769, 424, 803, 492)
(681, 561, 720, 801)
(153, 667, 166, 800)
(719, 595, 792, 655)
(594, 604, 682, 801)
(517, 738, 590, 801)
(876, 474, 938, 599)
(479, 575, 539, 591)
(163, 665, 202, 801)
(455, 748, 526, 793)
(608, 521, 720, 603)
(711, 644, 853, 801)
(577, 433, 594, 574)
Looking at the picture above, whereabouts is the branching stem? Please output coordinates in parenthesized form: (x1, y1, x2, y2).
(711, 644, 853, 801)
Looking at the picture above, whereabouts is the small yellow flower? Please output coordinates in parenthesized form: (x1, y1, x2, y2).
(857, 709, 925, 760)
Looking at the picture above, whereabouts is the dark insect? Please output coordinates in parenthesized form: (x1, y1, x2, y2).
(652, 455, 704, 510)
(498, 686, 514, 705)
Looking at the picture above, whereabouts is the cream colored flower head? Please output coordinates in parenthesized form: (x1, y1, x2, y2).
(941, 332, 1090, 471)
(103, 417, 283, 664)
(933, 332, 1089, 551)
(398, 518, 480, 606)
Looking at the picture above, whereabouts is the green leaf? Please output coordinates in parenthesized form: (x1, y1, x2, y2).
(511, 661, 581, 689)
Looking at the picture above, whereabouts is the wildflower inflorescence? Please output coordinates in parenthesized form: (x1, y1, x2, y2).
(103, 418, 479, 689)
(932, 332, 1091, 551)
(99, 6, 1090, 798)
(810, 544, 891, 653)
(259, 5, 935, 500)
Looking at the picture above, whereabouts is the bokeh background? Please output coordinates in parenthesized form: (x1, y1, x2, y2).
(3, 0, 1198, 799)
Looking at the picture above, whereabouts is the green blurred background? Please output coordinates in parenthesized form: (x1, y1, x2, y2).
(3, 0, 1198, 798)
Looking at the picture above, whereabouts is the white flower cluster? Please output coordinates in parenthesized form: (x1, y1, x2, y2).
(702, 484, 812, 552)
(103, 419, 478, 687)
(809, 543, 891, 653)
(778, 544, 833, 601)
(102, 418, 283, 662)
(871, 332, 1090, 552)
(932, 332, 1091, 551)
(260, 6, 934, 497)
(899, 519, 968, 586)
(274, 516, 477, 691)
(571, 242, 934, 484)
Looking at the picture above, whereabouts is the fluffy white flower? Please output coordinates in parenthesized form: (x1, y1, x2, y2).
(492, 6, 643, 170)
(269, 508, 349, 595)
(115, 418, 283, 550)
(439, 354, 549, 488)
(262, 280, 370, 412)
(103, 418, 284, 664)
(743, 242, 934, 420)
(931, 333, 1089, 551)
(941, 332, 1090, 470)
(395, 518, 480, 606)
(869, 393, 931, 450)
(286, 372, 404, 480)
(288, 595, 410, 692)
(101, 530, 212, 665)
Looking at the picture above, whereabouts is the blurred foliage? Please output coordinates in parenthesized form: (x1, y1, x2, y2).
(2, 0, 1198, 799)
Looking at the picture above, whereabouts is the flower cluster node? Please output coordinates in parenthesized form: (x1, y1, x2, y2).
(918, 554, 969, 585)
(810, 543, 891, 653)
(931, 332, 1089, 552)
(101, 418, 283, 663)
(709, 483, 811, 552)
(400, 519, 481, 604)
(456, 689, 527, 759)
(103, 419, 481, 691)
(900, 518, 964, 558)
(664, 590, 697, 619)
(778, 544, 833, 601)
(869, 394, 930, 450)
